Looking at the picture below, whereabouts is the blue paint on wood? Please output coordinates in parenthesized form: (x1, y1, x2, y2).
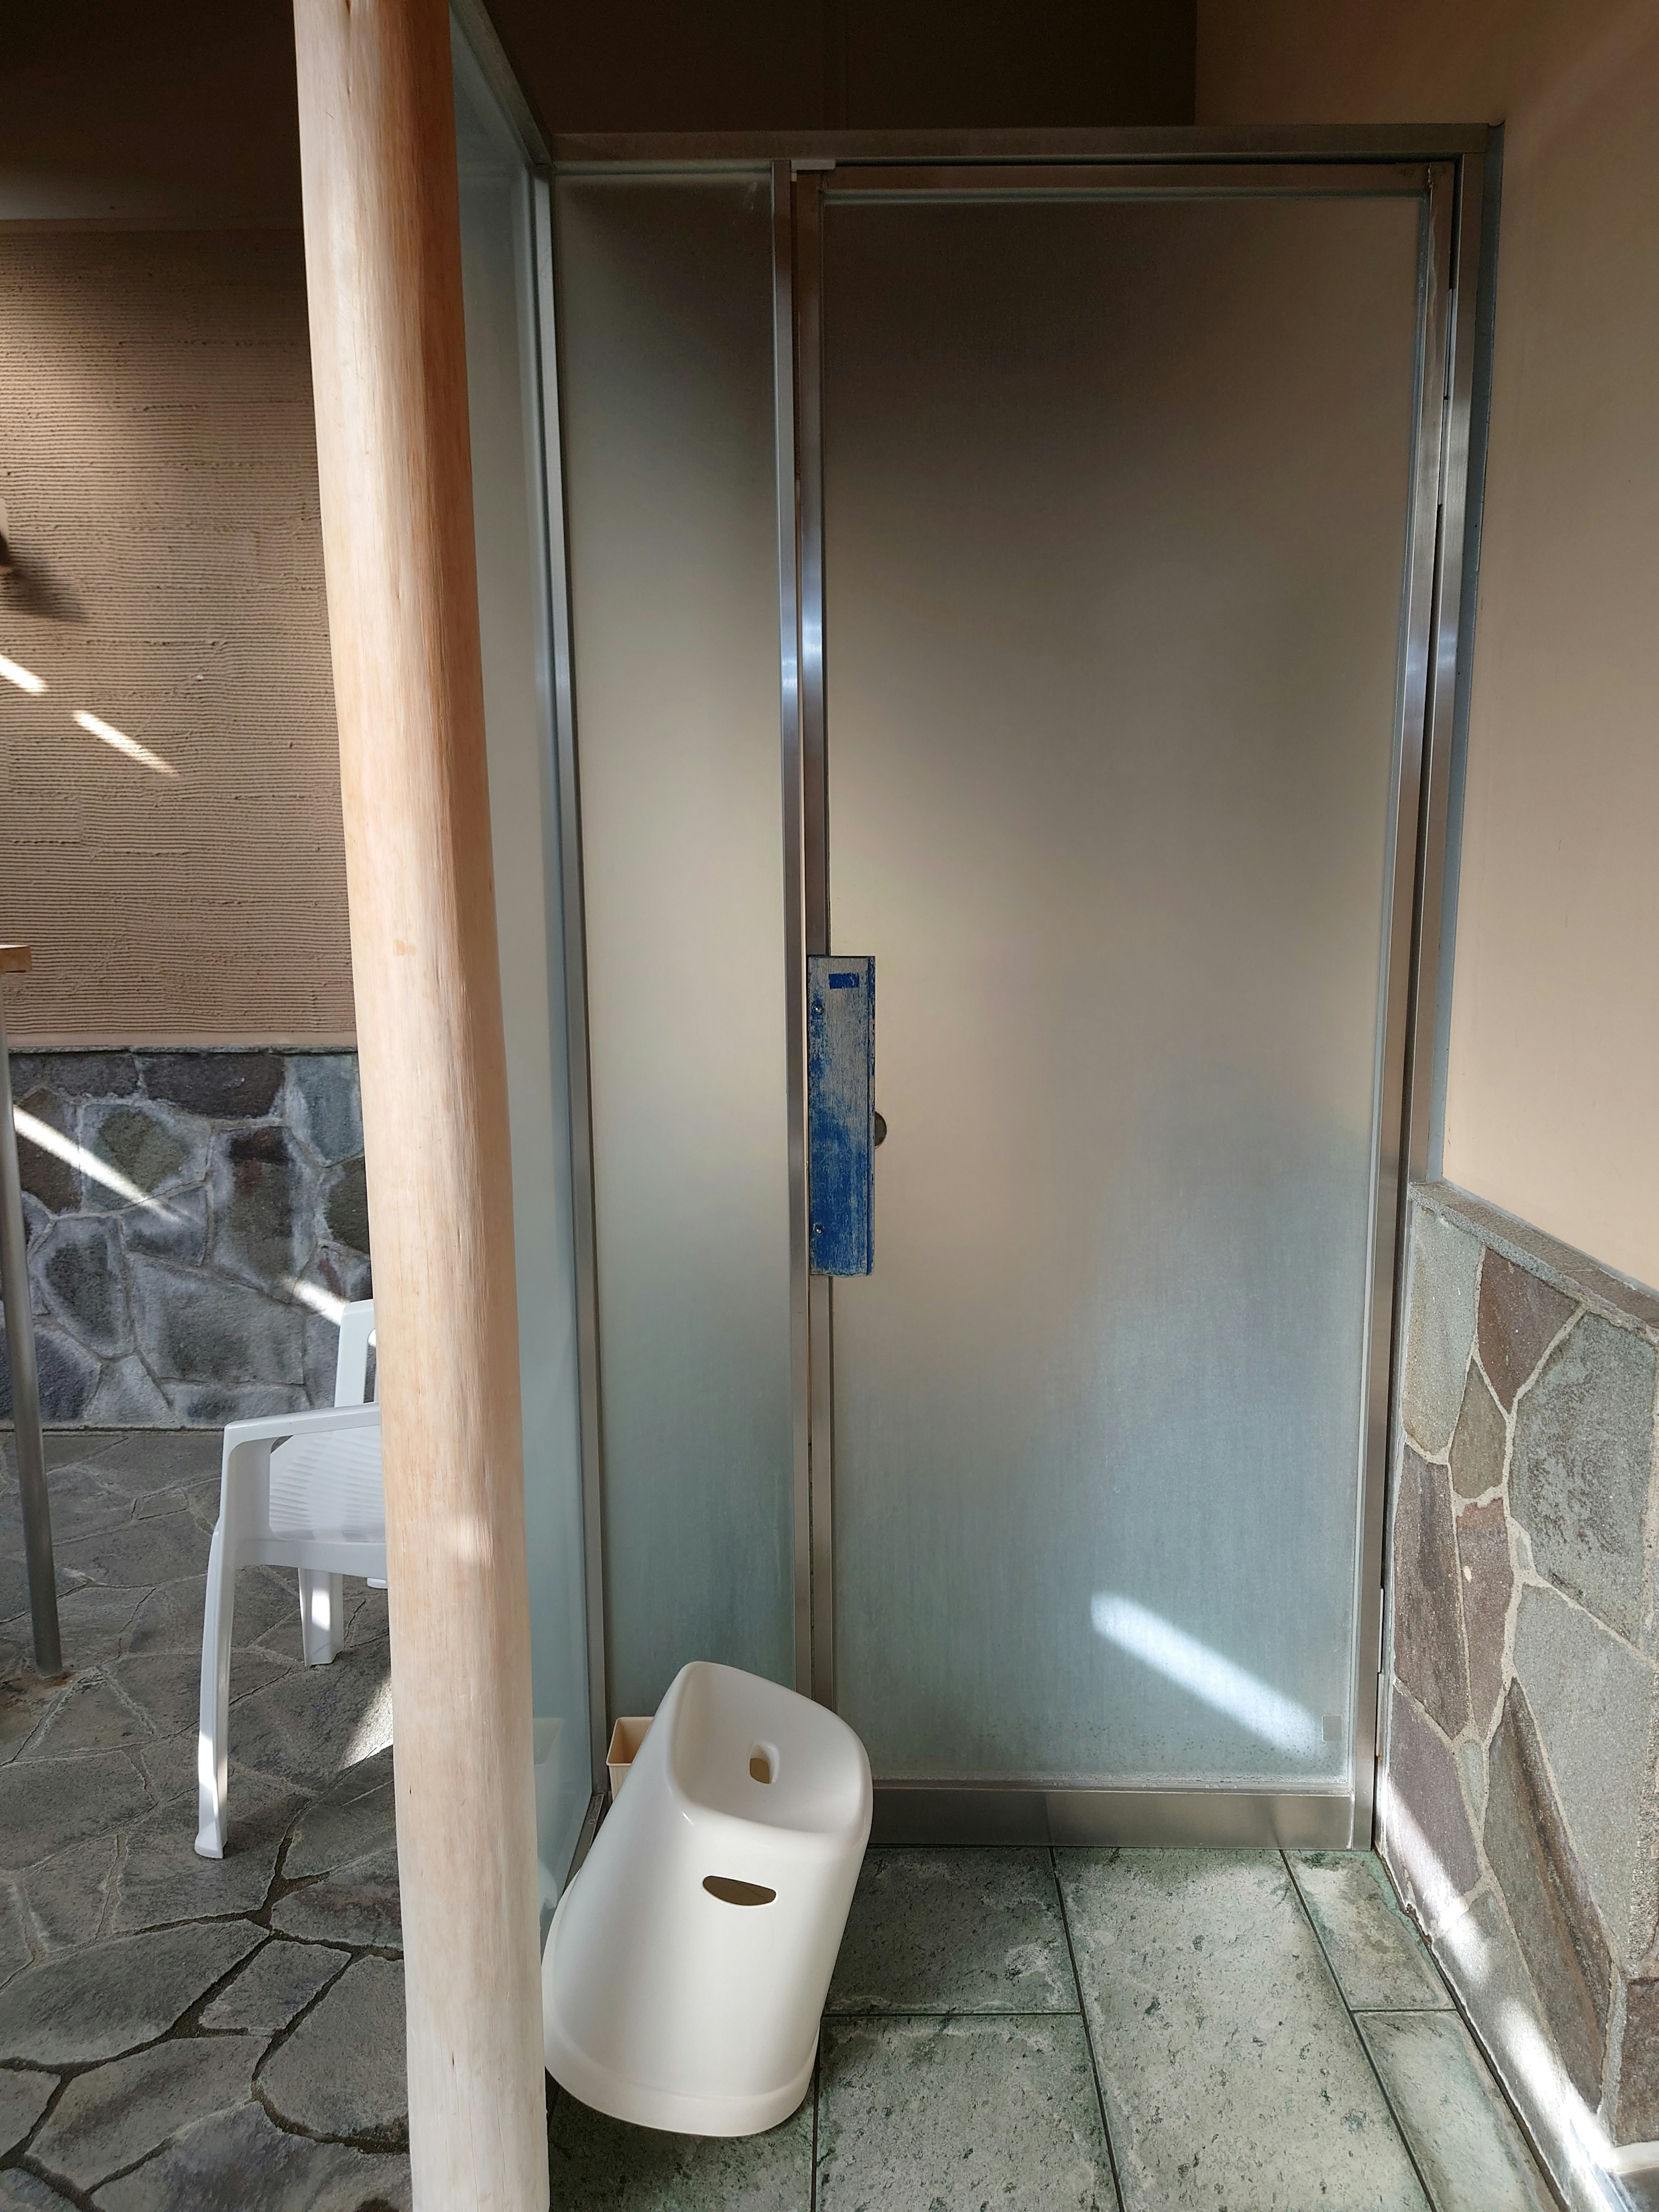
(808, 954, 874, 1276)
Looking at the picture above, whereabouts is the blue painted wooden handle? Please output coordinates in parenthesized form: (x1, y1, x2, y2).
(807, 955, 874, 1276)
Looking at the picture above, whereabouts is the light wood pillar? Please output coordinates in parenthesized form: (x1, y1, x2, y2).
(289, 2, 548, 2203)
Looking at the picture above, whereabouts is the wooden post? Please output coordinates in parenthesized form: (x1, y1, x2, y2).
(289, 3, 548, 2205)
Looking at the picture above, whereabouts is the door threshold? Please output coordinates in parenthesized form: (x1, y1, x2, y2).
(871, 1783, 1356, 1850)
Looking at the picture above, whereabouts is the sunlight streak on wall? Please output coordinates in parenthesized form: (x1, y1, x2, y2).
(1090, 1592, 1322, 1756)
(13, 1106, 179, 1217)
(71, 709, 178, 778)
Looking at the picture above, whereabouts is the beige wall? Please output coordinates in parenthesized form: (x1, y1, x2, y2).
(1200, 0, 1659, 1290)
(0, 228, 353, 1045)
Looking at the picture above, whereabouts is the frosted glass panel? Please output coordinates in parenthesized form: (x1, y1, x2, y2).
(453, 33, 591, 1898)
(822, 194, 1423, 1788)
(554, 175, 793, 1713)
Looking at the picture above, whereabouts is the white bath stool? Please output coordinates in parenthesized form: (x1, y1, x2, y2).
(543, 1659, 871, 2136)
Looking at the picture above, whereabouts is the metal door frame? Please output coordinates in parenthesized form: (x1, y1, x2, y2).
(539, 129, 1490, 1850)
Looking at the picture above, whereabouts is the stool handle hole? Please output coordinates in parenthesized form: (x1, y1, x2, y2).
(703, 1876, 777, 1907)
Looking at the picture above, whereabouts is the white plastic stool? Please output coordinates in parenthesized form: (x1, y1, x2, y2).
(543, 1660, 871, 2136)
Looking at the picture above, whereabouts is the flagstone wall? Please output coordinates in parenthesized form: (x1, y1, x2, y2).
(0, 1049, 368, 1427)
(1382, 1181, 1659, 2202)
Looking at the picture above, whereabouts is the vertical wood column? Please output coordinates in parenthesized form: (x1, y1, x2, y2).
(289, 3, 548, 2204)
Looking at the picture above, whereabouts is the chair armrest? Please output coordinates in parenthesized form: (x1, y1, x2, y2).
(222, 1403, 381, 1459)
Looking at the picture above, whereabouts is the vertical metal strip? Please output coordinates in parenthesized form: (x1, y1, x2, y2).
(531, 171, 610, 1790)
(1409, 160, 1483, 1185)
(1352, 160, 1462, 1847)
(795, 170, 837, 1707)
(772, 160, 813, 1698)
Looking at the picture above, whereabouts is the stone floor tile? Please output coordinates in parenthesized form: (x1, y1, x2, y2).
(0, 1918, 261, 2065)
(4, 1432, 133, 1478)
(110, 1646, 296, 1739)
(1, 1585, 144, 1671)
(1059, 1848, 1426, 2212)
(224, 1641, 392, 1787)
(110, 1772, 305, 1933)
(0, 1677, 74, 1767)
(259, 1955, 406, 2143)
(1287, 1853, 1451, 2013)
(270, 1869, 400, 1950)
(827, 1848, 1077, 2015)
(0, 1467, 136, 1551)
(0, 1559, 91, 1630)
(17, 1675, 153, 1761)
(29, 2033, 263, 2193)
(818, 2014, 1113, 2211)
(74, 1430, 223, 1494)
(281, 1746, 395, 1880)
(547, 2084, 812, 2212)
(0, 1753, 149, 1871)
(1359, 2012, 1554, 2212)
(90, 2098, 412, 2212)
(56, 1508, 211, 1593)
(19, 1833, 118, 1951)
(252, 1576, 384, 1668)
(0, 2066, 55, 2157)
(132, 1476, 220, 1525)
(346, 1583, 389, 1649)
(199, 1935, 347, 2031)
(131, 1729, 197, 1806)
(0, 1887, 31, 1990)
(123, 1567, 295, 1656)
(0, 2168, 80, 2211)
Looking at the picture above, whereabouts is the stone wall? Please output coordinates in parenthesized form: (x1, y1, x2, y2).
(1383, 1181, 1659, 2206)
(0, 1049, 369, 1427)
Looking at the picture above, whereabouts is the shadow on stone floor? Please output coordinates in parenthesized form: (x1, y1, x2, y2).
(0, 1430, 409, 2211)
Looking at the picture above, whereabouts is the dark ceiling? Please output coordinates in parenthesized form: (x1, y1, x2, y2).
(0, 0, 1195, 223)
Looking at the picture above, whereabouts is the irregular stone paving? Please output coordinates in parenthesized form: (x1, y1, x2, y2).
(0, 1430, 409, 2209)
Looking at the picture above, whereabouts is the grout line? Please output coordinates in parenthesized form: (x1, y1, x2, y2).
(1278, 1850, 1443, 2212)
(823, 2005, 1083, 2020)
(1049, 1847, 1127, 2212)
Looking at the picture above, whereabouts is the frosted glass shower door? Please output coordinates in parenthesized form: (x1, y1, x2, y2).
(553, 173, 796, 1718)
(817, 184, 1428, 1798)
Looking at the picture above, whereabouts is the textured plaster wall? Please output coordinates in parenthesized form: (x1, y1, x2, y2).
(1198, 0, 1659, 1290)
(1384, 1186, 1659, 2202)
(0, 228, 353, 1046)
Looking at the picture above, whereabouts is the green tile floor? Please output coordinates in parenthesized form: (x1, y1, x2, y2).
(546, 1847, 1557, 2212)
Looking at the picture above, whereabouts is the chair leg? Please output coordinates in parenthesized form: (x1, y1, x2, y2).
(195, 1524, 235, 1859)
(298, 1570, 344, 1665)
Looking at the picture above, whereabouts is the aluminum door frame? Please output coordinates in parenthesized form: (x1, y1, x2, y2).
(536, 132, 1488, 1846)
(786, 149, 1481, 1850)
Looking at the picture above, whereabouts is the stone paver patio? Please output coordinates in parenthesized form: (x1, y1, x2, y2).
(0, 1430, 409, 2209)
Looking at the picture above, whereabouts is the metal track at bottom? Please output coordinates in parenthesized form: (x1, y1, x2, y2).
(871, 1786, 1355, 1850)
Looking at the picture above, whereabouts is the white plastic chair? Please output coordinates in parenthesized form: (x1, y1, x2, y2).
(195, 1298, 384, 1859)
